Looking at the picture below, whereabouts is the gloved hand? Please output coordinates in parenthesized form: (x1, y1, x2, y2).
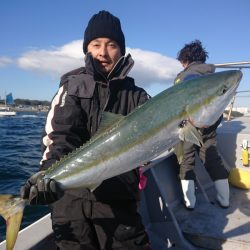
(20, 171, 64, 205)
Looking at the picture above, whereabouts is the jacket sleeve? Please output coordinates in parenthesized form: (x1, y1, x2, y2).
(40, 81, 88, 170)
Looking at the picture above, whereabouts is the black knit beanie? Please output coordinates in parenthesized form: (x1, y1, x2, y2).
(83, 10, 125, 55)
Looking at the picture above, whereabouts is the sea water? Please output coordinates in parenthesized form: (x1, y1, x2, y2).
(0, 112, 50, 241)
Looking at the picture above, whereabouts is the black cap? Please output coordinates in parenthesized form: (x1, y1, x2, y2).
(83, 10, 126, 55)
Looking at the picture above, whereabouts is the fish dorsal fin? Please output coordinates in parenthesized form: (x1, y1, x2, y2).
(46, 113, 125, 173)
(93, 112, 124, 139)
(179, 120, 203, 147)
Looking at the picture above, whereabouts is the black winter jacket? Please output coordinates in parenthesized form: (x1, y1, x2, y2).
(40, 53, 149, 201)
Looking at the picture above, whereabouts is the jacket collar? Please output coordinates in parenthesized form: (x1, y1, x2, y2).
(185, 61, 215, 74)
(185, 61, 203, 70)
(84, 53, 134, 83)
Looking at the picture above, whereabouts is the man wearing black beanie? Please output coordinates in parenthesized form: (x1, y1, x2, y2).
(83, 10, 126, 56)
(21, 10, 151, 250)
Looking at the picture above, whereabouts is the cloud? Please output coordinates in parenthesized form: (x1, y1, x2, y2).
(17, 40, 83, 77)
(127, 48, 182, 87)
(17, 40, 182, 87)
(0, 56, 13, 67)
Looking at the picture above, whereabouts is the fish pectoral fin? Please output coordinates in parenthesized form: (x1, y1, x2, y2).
(0, 195, 26, 250)
(179, 120, 203, 146)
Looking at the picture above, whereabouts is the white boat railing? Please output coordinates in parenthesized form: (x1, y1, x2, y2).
(214, 61, 250, 69)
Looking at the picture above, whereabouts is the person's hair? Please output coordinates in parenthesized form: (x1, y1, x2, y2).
(177, 40, 208, 64)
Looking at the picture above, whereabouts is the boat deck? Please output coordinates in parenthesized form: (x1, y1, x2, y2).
(175, 184, 250, 249)
(140, 116, 250, 249)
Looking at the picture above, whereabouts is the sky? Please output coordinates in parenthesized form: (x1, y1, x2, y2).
(0, 0, 249, 107)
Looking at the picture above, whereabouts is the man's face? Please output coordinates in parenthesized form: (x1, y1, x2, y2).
(87, 38, 122, 74)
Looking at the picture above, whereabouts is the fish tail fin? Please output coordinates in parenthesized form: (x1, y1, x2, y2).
(0, 195, 26, 250)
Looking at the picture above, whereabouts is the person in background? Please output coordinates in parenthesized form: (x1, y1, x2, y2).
(20, 10, 151, 250)
(174, 40, 230, 210)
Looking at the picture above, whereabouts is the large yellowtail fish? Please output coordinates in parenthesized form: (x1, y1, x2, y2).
(0, 70, 242, 249)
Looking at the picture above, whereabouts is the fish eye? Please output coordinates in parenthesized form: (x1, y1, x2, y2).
(218, 85, 228, 96)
